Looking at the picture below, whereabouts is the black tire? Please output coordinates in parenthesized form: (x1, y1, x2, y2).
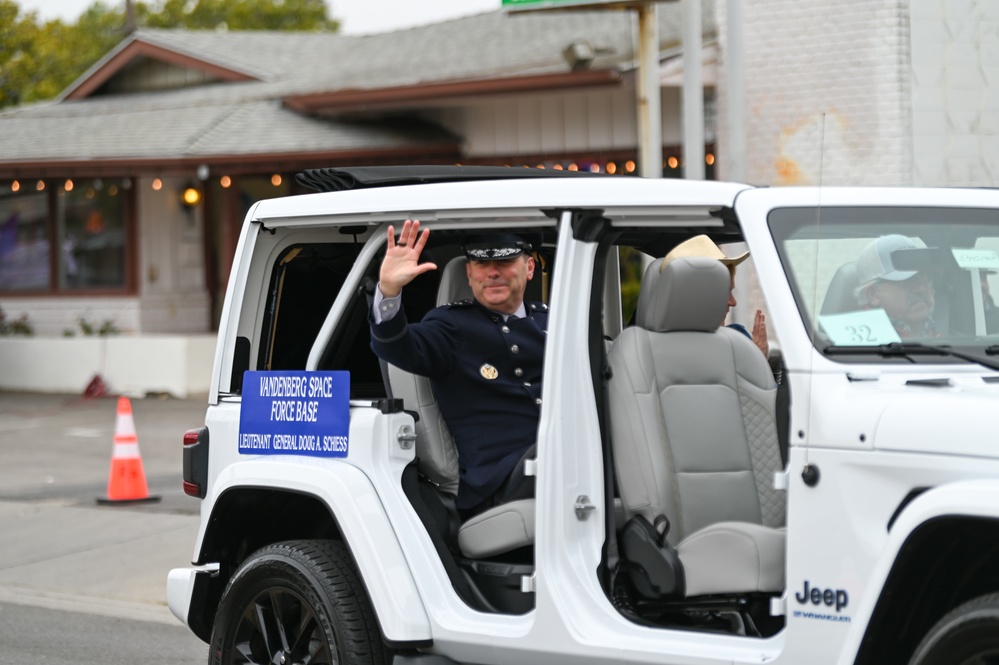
(209, 539, 393, 665)
(908, 592, 999, 665)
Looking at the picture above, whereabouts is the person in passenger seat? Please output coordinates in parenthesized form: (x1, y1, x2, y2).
(855, 235, 938, 338)
(369, 219, 547, 518)
(661, 235, 770, 358)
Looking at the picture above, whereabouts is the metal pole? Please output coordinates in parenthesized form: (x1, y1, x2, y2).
(636, 3, 662, 178)
(682, 0, 704, 179)
(726, 0, 746, 182)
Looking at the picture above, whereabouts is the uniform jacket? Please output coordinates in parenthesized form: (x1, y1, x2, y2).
(370, 299, 548, 509)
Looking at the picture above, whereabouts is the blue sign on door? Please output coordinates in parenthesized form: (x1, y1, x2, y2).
(238, 371, 350, 458)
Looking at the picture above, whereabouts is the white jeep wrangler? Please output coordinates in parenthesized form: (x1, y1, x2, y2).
(168, 166, 999, 665)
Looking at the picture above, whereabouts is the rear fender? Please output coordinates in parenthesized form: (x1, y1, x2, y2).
(197, 460, 431, 644)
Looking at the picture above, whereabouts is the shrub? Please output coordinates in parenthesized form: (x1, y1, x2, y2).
(63, 317, 120, 337)
(0, 307, 34, 336)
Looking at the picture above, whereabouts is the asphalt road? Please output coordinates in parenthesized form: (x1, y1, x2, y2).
(0, 391, 211, 662)
(0, 602, 206, 665)
(0, 391, 207, 509)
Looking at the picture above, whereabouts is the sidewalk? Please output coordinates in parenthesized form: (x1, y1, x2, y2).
(0, 391, 208, 624)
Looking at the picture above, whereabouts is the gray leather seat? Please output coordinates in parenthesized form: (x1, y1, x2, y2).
(821, 261, 860, 315)
(607, 256, 785, 597)
(388, 256, 536, 558)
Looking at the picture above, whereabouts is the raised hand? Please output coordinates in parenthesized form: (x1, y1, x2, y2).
(753, 309, 769, 358)
(378, 219, 438, 298)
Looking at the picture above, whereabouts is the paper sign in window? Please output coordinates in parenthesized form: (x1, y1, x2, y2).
(951, 248, 999, 271)
(818, 310, 901, 346)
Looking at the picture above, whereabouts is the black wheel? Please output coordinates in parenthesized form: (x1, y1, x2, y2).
(909, 592, 999, 665)
(209, 540, 392, 665)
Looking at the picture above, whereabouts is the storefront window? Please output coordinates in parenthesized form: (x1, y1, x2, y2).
(56, 179, 127, 290)
(0, 178, 131, 294)
(0, 188, 50, 291)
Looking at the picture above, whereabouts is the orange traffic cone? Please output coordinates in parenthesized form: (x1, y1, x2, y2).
(97, 396, 160, 505)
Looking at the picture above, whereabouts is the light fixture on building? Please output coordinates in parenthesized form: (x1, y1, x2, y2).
(181, 184, 202, 207)
(271, 174, 282, 187)
(36, 180, 45, 191)
(196, 164, 210, 181)
(12, 180, 20, 192)
(606, 162, 617, 174)
(625, 160, 636, 173)
(562, 41, 595, 71)
(152, 178, 163, 191)
(668, 156, 679, 169)
(220, 175, 232, 188)
(568, 163, 578, 171)
(64, 179, 74, 192)
(706, 153, 715, 166)
(589, 163, 601, 173)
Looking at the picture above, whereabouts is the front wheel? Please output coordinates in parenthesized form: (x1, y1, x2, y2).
(908, 592, 999, 665)
(209, 540, 392, 665)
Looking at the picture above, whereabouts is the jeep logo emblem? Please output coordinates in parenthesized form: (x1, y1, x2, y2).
(795, 580, 849, 612)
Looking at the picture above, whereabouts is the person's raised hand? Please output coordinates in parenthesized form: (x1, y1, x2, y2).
(752, 309, 769, 358)
(378, 219, 438, 298)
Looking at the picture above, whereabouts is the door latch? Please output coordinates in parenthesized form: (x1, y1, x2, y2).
(397, 425, 417, 450)
(574, 495, 597, 520)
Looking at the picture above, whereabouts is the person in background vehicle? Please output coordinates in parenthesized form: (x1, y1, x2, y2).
(660, 235, 770, 358)
(982, 270, 999, 334)
(369, 219, 546, 517)
(855, 235, 938, 338)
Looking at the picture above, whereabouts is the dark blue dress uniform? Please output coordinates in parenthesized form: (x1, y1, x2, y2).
(370, 299, 548, 510)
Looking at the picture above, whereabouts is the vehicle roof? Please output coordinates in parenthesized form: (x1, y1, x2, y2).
(251, 175, 754, 222)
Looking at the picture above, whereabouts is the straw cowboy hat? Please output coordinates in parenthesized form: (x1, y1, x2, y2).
(660, 235, 749, 272)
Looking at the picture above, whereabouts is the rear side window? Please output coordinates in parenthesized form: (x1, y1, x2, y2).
(258, 243, 358, 372)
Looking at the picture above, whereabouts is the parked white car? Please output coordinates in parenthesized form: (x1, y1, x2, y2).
(168, 167, 999, 665)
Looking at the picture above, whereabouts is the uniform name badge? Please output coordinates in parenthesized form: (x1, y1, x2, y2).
(480, 364, 498, 380)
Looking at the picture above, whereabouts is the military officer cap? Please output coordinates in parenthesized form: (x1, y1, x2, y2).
(463, 233, 532, 262)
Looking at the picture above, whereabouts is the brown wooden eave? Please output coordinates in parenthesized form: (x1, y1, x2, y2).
(282, 68, 622, 114)
(0, 143, 463, 179)
(63, 40, 259, 101)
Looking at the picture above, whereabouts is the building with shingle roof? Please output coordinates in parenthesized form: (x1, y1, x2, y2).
(3, 0, 993, 396)
(0, 6, 718, 345)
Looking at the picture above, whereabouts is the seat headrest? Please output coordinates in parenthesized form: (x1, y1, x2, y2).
(437, 257, 472, 306)
(645, 257, 730, 332)
(820, 261, 859, 315)
(634, 259, 663, 329)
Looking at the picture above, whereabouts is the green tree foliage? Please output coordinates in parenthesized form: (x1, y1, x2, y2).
(0, 0, 338, 109)
(137, 0, 337, 31)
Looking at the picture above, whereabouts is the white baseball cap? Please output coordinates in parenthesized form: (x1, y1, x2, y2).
(856, 235, 920, 288)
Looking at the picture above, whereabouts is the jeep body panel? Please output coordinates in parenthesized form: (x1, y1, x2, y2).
(174, 405, 431, 643)
(836, 478, 999, 664)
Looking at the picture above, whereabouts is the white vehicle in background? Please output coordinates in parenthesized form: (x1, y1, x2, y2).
(168, 167, 999, 665)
